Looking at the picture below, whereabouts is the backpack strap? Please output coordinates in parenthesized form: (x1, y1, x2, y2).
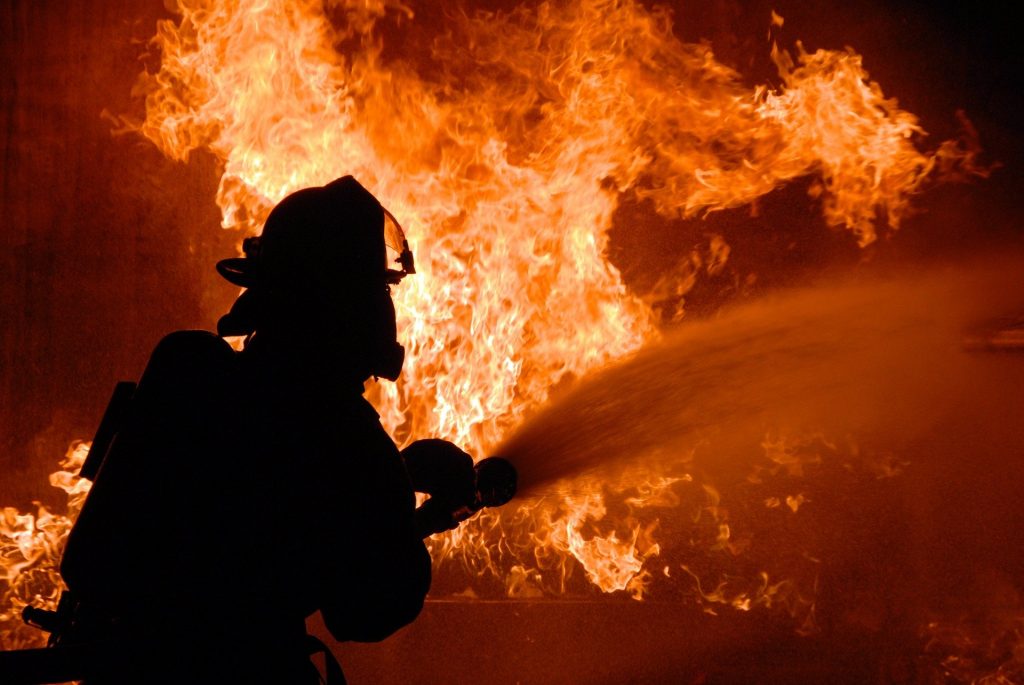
(305, 634, 347, 685)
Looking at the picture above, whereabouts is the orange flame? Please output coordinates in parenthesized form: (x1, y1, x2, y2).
(0, 442, 90, 649)
(0, 0, 988, 651)
(129, 0, 980, 599)
(130, 0, 977, 459)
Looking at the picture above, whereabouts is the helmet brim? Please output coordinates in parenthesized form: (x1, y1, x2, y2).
(216, 257, 257, 288)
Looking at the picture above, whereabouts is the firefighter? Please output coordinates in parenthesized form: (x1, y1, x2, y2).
(54, 176, 456, 683)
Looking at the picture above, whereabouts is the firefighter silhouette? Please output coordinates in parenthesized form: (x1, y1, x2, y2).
(41, 176, 515, 684)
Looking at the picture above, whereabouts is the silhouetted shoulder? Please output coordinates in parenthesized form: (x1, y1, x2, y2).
(130, 330, 237, 436)
(148, 330, 235, 372)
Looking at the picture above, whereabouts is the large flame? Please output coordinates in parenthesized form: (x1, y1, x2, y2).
(0, 0, 992, 659)
(131, 0, 976, 456)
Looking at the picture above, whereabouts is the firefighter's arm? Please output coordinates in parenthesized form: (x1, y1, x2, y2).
(401, 439, 477, 537)
(319, 420, 432, 643)
(402, 440, 519, 537)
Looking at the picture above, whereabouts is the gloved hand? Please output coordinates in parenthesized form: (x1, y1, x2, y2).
(401, 439, 476, 500)
(401, 439, 476, 537)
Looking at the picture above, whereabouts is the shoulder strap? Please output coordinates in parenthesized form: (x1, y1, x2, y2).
(305, 634, 347, 685)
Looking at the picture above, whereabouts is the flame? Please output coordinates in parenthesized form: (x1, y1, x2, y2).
(1, 442, 90, 649)
(0, 0, 990, 652)
(129, 0, 980, 456)
(124, 0, 976, 596)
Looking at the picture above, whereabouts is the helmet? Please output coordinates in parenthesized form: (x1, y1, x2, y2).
(215, 176, 415, 381)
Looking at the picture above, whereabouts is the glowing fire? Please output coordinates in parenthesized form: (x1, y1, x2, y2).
(0, 0, 989, 657)
(120, 0, 979, 595)
(1, 442, 90, 649)
(130, 0, 979, 454)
